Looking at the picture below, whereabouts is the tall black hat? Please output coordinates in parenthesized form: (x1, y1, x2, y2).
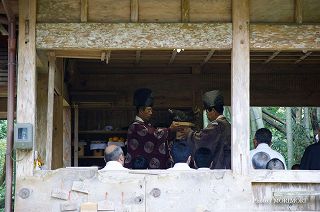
(202, 90, 224, 109)
(133, 88, 154, 107)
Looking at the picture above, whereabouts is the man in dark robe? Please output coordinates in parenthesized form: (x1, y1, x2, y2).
(300, 142, 320, 170)
(186, 90, 231, 169)
(125, 88, 179, 169)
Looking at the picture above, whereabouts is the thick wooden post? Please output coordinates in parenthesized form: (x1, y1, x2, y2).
(74, 105, 79, 167)
(286, 107, 293, 169)
(46, 52, 55, 169)
(63, 106, 72, 167)
(231, 0, 250, 175)
(16, 0, 36, 177)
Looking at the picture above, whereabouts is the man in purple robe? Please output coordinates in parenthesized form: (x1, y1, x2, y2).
(186, 90, 231, 169)
(125, 88, 179, 169)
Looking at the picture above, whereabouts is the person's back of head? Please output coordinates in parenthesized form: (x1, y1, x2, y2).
(254, 128, 272, 146)
(291, 164, 300, 170)
(194, 148, 213, 168)
(266, 158, 285, 170)
(132, 156, 148, 169)
(104, 145, 125, 165)
(252, 152, 270, 169)
(171, 142, 191, 164)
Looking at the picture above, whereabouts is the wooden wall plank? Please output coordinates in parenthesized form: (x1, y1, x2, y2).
(16, 0, 36, 178)
(63, 107, 71, 167)
(36, 23, 320, 50)
(250, 0, 294, 23)
(190, 0, 231, 22)
(45, 52, 55, 170)
(231, 0, 250, 175)
(139, 0, 181, 22)
(37, 0, 80, 23)
(88, 0, 130, 22)
(302, 0, 320, 23)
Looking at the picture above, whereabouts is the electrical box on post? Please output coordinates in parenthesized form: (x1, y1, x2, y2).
(14, 123, 33, 150)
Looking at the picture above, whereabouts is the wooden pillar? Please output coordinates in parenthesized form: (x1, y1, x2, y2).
(16, 0, 36, 177)
(63, 106, 72, 167)
(52, 94, 63, 169)
(231, 0, 250, 175)
(74, 105, 79, 167)
(45, 52, 55, 170)
(286, 107, 293, 169)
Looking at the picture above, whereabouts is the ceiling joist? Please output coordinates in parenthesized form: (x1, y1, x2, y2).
(295, 51, 312, 64)
(264, 51, 281, 64)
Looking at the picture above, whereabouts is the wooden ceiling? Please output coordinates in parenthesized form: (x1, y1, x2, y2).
(71, 50, 320, 67)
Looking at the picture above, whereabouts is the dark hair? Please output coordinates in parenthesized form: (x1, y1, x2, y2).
(255, 128, 272, 145)
(136, 106, 146, 114)
(291, 164, 300, 170)
(266, 158, 285, 170)
(194, 148, 213, 168)
(104, 146, 123, 163)
(132, 156, 148, 169)
(171, 142, 191, 164)
(213, 105, 224, 114)
(252, 152, 270, 169)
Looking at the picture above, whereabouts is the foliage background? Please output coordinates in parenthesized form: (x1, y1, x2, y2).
(0, 120, 7, 212)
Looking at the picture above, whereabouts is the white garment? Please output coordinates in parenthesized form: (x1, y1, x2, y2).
(135, 115, 144, 122)
(197, 167, 211, 171)
(100, 161, 129, 171)
(250, 143, 287, 169)
(167, 163, 194, 170)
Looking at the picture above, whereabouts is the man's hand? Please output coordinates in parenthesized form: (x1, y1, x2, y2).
(169, 121, 184, 132)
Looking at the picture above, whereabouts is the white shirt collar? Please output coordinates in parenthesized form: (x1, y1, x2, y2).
(197, 167, 211, 171)
(135, 115, 144, 122)
(256, 143, 271, 149)
(101, 161, 129, 171)
(168, 163, 193, 170)
(216, 115, 225, 120)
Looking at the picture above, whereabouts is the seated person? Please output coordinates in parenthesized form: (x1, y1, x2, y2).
(300, 141, 320, 170)
(167, 142, 193, 170)
(194, 148, 213, 170)
(266, 158, 285, 170)
(250, 128, 287, 169)
(132, 156, 149, 169)
(100, 145, 129, 171)
(251, 152, 270, 169)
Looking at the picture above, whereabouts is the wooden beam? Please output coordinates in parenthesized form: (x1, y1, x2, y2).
(169, 49, 178, 64)
(295, 51, 312, 64)
(201, 49, 215, 66)
(106, 50, 111, 64)
(250, 24, 320, 50)
(46, 51, 55, 170)
(36, 23, 232, 49)
(130, 0, 139, 22)
(135, 50, 141, 64)
(52, 94, 63, 169)
(36, 23, 320, 50)
(231, 0, 250, 175)
(0, 24, 8, 35)
(264, 50, 280, 64)
(80, 0, 88, 22)
(295, 0, 303, 24)
(181, 0, 190, 23)
(16, 0, 36, 178)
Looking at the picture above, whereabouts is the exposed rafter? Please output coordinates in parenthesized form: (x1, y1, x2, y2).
(201, 49, 215, 66)
(181, 0, 190, 23)
(130, 0, 139, 22)
(135, 50, 141, 64)
(295, 51, 312, 64)
(264, 50, 280, 64)
(80, 0, 88, 22)
(295, 0, 303, 24)
(169, 49, 178, 64)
